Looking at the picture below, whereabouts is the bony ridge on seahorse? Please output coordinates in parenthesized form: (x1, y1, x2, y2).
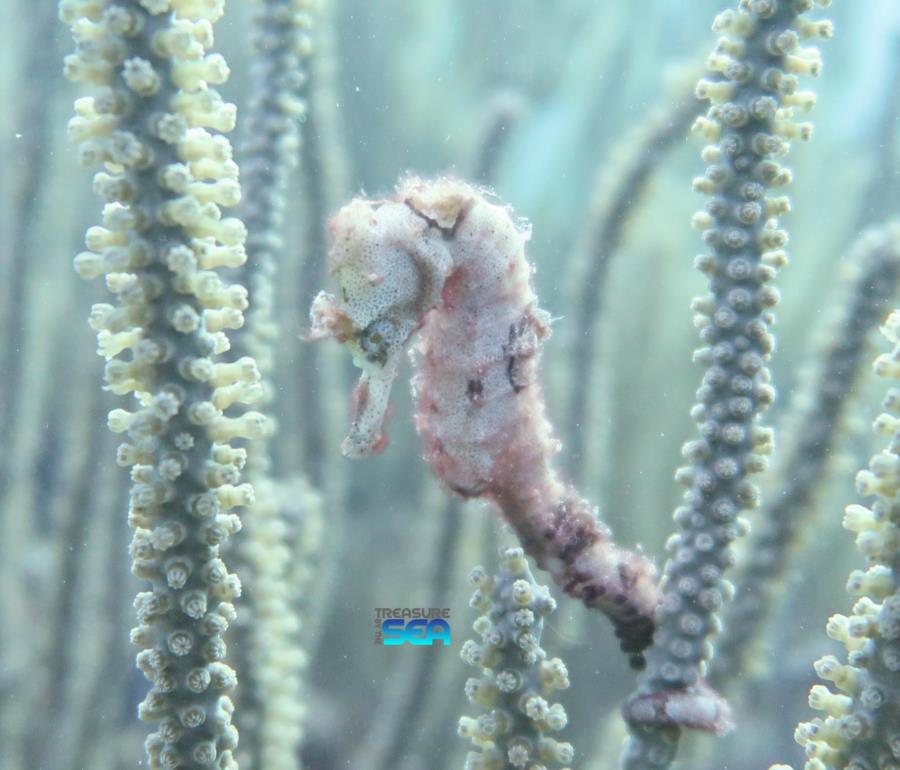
(309, 176, 659, 665)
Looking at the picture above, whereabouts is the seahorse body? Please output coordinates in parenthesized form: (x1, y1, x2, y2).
(309, 177, 659, 661)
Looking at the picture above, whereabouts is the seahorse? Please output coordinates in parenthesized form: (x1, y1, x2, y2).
(308, 177, 659, 663)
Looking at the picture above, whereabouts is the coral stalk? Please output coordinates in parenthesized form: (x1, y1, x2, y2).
(309, 177, 658, 663)
(564, 90, 699, 480)
(291, 0, 352, 487)
(775, 307, 900, 770)
(621, 1, 831, 767)
(238, 0, 312, 388)
(459, 547, 575, 770)
(471, 91, 525, 185)
(229, 1, 314, 767)
(60, 0, 271, 766)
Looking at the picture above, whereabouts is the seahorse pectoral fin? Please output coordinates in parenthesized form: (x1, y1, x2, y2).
(341, 348, 402, 459)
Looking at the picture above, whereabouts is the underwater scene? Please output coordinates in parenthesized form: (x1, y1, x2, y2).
(0, 1, 898, 769)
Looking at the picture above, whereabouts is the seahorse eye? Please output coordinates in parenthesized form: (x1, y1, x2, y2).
(359, 318, 395, 364)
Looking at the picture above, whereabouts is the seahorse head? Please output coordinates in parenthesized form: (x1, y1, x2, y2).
(308, 189, 453, 458)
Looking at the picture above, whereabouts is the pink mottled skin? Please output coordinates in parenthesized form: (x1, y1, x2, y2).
(309, 177, 659, 662)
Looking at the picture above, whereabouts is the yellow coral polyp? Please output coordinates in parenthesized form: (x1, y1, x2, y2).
(796, 18, 834, 39)
(692, 176, 717, 195)
(211, 444, 247, 468)
(97, 328, 143, 358)
(695, 78, 736, 104)
(171, 0, 226, 23)
(59, 0, 105, 23)
(215, 483, 255, 509)
(808, 686, 852, 717)
(68, 112, 118, 142)
(195, 214, 247, 245)
(172, 90, 237, 132)
(185, 271, 249, 310)
(193, 240, 246, 269)
(813, 655, 860, 693)
(212, 381, 263, 411)
(187, 178, 242, 206)
(74, 250, 121, 279)
(107, 407, 138, 434)
(782, 90, 818, 110)
(804, 740, 844, 766)
(856, 528, 896, 562)
(846, 565, 894, 599)
(85, 224, 129, 250)
(62, 50, 115, 85)
(105, 365, 151, 396)
(712, 9, 755, 37)
(208, 412, 272, 442)
(172, 53, 230, 90)
(775, 117, 815, 141)
(873, 352, 900, 379)
(189, 155, 239, 181)
(784, 50, 823, 77)
(842, 504, 877, 532)
(692, 115, 723, 141)
(178, 127, 233, 162)
(153, 18, 214, 59)
(70, 16, 121, 44)
(209, 357, 260, 387)
(203, 307, 245, 333)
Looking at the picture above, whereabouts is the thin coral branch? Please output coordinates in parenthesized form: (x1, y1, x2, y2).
(852, 34, 900, 233)
(60, 1, 273, 765)
(471, 90, 526, 185)
(29, 364, 109, 770)
(621, 2, 832, 768)
(293, 0, 352, 487)
(773, 302, 900, 770)
(229, 1, 315, 767)
(0, 0, 60, 498)
(564, 89, 699, 480)
(238, 0, 313, 395)
(0, 8, 67, 757)
(294, 82, 331, 487)
(70, 458, 131, 770)
(459, 547, 575, 769)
